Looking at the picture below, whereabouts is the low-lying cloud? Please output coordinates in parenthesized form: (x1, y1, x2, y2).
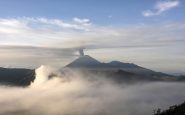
(0, 66, 185, 115)
(0, 46, 77, 68)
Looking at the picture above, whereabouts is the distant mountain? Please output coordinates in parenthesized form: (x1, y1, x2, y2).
(0, 55, 184, 86)
(0, 67, 35, 86)
(108, 61, 139, 68)
(66, 55, 171, 76)
(107, 61, 171, 77)
(66, 55, 144, 70)
(66, 55, 103, 68)
(65, 55, 184, 82)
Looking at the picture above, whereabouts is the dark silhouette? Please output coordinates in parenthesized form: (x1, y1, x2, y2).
(0, 67, 35, 86)
(154, 101, 185, 115)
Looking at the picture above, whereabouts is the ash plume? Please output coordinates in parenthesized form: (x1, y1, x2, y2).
(79, 48, 84, 56)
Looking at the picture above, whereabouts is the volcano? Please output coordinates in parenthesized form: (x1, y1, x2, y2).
(64, 54, 185, 82)
(66, 55, 103, 68)
(66, 55, 169, 76)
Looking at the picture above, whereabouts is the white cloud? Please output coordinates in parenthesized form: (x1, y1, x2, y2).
(1, 66, 185, 115)
(20, 17, 92, 30)
(73, 17, 90, 24)
(0, 17, 185, 50)
(0, 17, 184, 49)
(0, 17, 185, 73)
(142, 0, 180, 17)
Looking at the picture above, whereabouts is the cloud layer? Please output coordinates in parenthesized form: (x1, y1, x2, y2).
(142, 0, 180, 17)
(0, 17, 126, 49)
(0, 66, 185, 115)
(0, 17, 185, 73)
(1, 17, 184, 48)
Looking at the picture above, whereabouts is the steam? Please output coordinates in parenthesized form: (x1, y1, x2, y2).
(0, 66, 185, 115)
(79, 48, 84, 56)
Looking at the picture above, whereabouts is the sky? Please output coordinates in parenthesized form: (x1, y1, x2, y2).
(0, 0, 185, 75)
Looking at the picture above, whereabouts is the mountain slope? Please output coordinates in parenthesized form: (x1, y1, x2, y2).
(63, 55, 182, 82)
(107, 61, 170, 77)
(108, 61, 139, 68)
(66, 55, 108, 68)
(0, 67, 35, 86)
(65, 55, 172, 77)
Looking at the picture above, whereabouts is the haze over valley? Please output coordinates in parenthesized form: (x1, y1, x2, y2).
(0, 0, 185, 115)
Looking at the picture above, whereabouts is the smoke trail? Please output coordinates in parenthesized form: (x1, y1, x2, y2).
(0, 65, 185, 115)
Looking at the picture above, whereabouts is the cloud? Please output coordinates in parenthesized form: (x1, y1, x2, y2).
(142, 0, 180, 17)
(0, 66, 185, 115)
(0, 17, 184, 49)
(0, 17, 185, 73)
(0, 17, 92, 33)
(0, 45, 76, 68)
(73, 17, 91, 25)
(0, 17, 93, 47)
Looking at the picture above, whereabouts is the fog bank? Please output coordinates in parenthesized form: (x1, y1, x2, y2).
(0, 66, 185, 115)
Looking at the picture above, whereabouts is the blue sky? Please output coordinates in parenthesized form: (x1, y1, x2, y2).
(0, 0, 185, 74)
(0, 0, 184, 25)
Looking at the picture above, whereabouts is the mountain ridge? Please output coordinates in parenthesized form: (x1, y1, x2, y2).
(65, 55, 173, 77)
(0, 67, 35, 86)
(62, 55, 185, 83)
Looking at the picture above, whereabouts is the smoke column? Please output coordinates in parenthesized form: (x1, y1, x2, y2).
(79, 49, 84, 56)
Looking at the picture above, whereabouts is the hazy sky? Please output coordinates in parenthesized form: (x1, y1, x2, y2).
(0, 0, 185, 74)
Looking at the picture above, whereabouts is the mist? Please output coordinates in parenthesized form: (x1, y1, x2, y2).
(0, 65, 185, 115)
